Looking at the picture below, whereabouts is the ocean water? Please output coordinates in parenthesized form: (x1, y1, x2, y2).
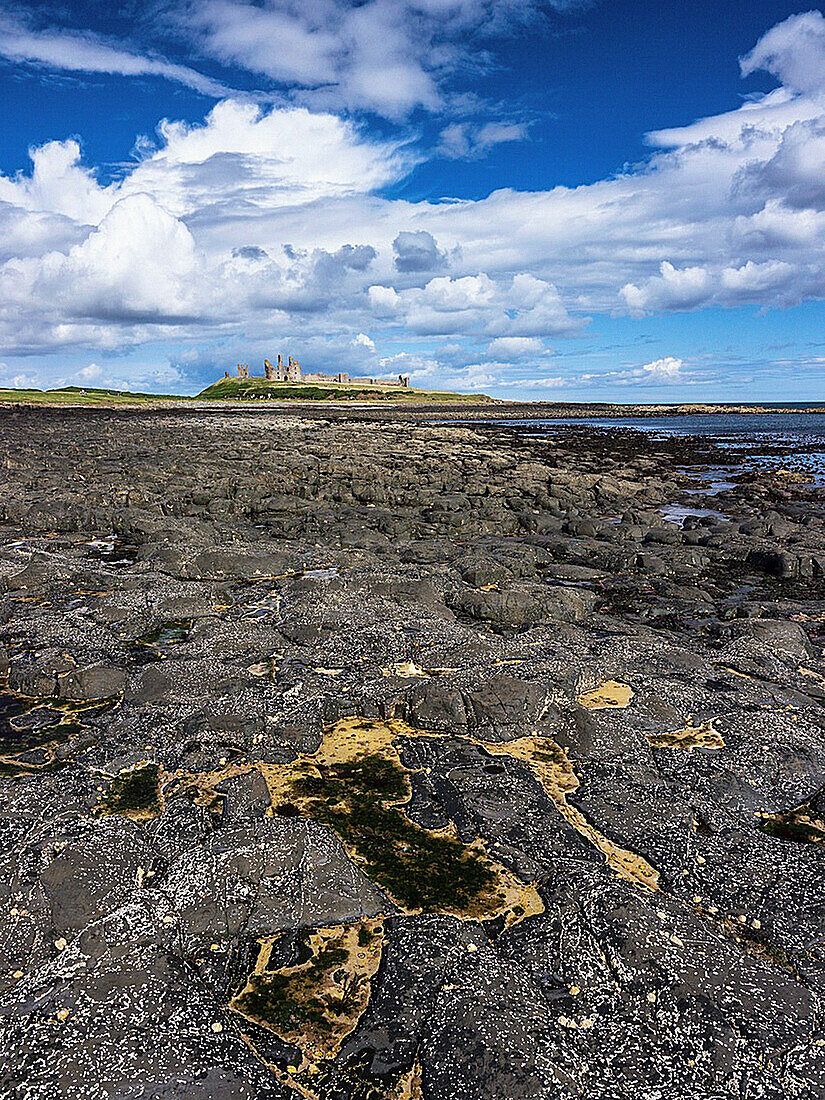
(501, 411, 825, 443)
(482, 412, 825, 486)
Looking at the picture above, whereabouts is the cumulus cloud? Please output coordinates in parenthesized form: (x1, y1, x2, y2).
(487, 275, 583, 337)
(368, 285, 402, 315)
(76, 363, 104, 380)
(0, 101, 412, 235)
(622, 258, 799, 313)
(6, 10, 825, 386)
(640, 356, 683, 381)
(421, 274, 496, 311)
(0, 194, 202, 327)
(370, 273, 582, 338)
(393, 231, 448, 273)
(132, 100, 414, 220)
(0, 139, 117, 224)
(734, 118, 825, 211)
(740, 10, 825, 96)
(487, 336, 544, 357)
(621, 263, 714, 314)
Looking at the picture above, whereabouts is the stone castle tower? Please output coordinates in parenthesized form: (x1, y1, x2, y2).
(261, 354, 302, 382)
(237, 356, 409, 388)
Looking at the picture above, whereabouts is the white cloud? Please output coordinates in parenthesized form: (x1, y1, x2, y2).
(422, 274, 496, 311)
(487, 336, 544, 357)
(740, 11, 825, 96)
(437, 121, 529, 159)
(368, 285, 403, 315)
(354, 332, 376, 350)
(720, 260, 795, 295)
(621, 263, 714, 314)
(77, 362, 103, 380)
(131, 100, 413, 219)
(734, 118, 825, 212)
(0, 193, 203, 349)
(640, 356, 683, 381)
(375, 273, 582, 338)
(622, 258, 799, 313)
(0, 102, 412, 229)
(6, 11, 825, 387)
(497, 373, 565, 388)
(0, 139, 116, 224)
(0, 13, 235, 98)
(393, 231, 448, 273)
(175, 0, 573, 119)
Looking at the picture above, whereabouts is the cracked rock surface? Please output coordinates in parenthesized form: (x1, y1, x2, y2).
(1, 406, 824, 1099)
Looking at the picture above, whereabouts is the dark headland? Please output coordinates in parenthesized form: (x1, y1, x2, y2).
(1, 402, 824, 1099)
(2, 380, 825, 416)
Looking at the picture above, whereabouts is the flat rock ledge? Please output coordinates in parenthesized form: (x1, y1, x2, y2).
(0, 406, 824, 1100)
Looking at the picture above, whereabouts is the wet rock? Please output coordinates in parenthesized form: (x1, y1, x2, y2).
(164, 819, 390, 951)
(58, 664, 127, 701)
(466, 673, 546, 740)
(449, 584, 595, 629)
(183, 547, 295, 580)
(213, 770, 271, 824)
(407, 681, 469, 732)
(739, 617, 815, 659)
(1, 406, 824, 1100)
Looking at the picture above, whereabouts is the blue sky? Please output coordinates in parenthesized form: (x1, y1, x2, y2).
(1, 1, 825, 400)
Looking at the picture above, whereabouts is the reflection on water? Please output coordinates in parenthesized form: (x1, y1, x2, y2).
(659, 504, 727, 526)
(488, 412, 825, 486)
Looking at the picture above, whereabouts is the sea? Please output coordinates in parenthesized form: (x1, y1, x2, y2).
(461, 407, 825, 488)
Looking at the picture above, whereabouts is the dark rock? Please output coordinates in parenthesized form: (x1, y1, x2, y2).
(58, 664, 127, 701)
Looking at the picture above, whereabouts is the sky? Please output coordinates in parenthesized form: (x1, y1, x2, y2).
(2, 2, 825, 400)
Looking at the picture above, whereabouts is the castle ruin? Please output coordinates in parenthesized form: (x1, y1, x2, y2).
(226, 355, 409, 388)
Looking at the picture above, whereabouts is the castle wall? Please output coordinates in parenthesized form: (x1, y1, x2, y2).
(234, 357, 408, 388)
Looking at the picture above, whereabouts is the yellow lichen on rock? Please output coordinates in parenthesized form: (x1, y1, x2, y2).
(576, 680, 634, 710)
(259, 717, 544, 926)
(480, 735, 659, 892)
(231, 918, 384, 1062)
(646, 719, 724, 750)
(394, 1061, 424, 1100)
(380, 661, 427, 678)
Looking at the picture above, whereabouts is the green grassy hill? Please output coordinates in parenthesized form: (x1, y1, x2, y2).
(197, 378, 490, 403)
(0, 385, 188, 406)
(0, 379, 491, 407)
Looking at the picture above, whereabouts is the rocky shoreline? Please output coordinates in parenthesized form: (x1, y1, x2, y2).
(1, 405, 824, 1100)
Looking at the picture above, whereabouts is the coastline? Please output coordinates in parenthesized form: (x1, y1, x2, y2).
(3, 387, 825, 418)
(1, 405, 823, 1099)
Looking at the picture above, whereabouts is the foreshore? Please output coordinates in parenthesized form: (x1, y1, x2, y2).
(1, 405, 824, 1099)
(3, 388, 825, 417)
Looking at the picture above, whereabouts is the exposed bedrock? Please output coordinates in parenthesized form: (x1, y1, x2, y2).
(1, 407, 824, 1099)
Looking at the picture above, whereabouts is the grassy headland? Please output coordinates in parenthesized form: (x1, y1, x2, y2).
(0, 385, 189, 406)
(0, 380, 491, 406)
(197, 377, 489, 402)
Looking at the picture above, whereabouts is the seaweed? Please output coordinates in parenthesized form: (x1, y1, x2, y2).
(100, 762, 161, 817)
(262, 719, 544, 922)
(0, 689, 114, 756)
(288, 750, 495, 912)
(130, 620, 192, 663)
(759, 810, 825, 845)
(232, 919, 385, 1060)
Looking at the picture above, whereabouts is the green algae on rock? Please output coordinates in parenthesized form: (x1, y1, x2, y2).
(99, 762, 162, 819)
(262, 717, 544, 922)
(232, 918, 385, 1063)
